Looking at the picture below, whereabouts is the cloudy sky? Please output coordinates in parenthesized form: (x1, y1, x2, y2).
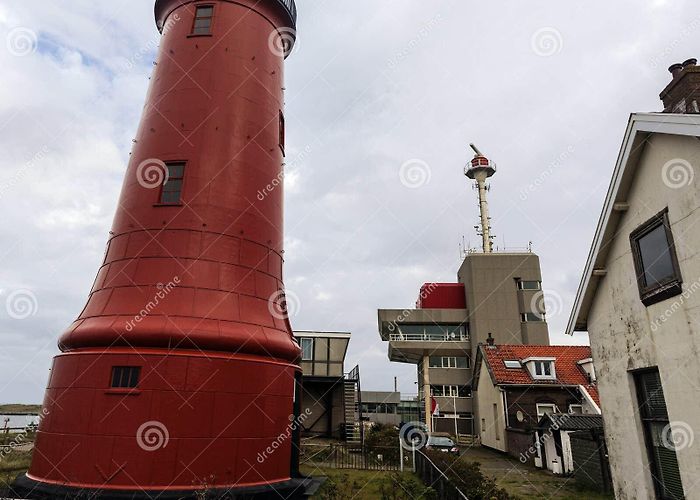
(0, 0, 698, 403)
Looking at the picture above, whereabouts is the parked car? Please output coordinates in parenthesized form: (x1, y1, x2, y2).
(425, 436, 459, 455)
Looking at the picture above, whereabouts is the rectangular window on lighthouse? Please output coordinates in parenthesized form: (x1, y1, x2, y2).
(111, 366, 141, 388)
(279, 111, 286, 155)
(160, 162, 186, 204)
(191, 5, 214, 35)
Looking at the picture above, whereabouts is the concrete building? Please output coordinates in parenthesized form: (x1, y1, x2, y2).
(360, 391, 401, 426)
(567, 61, 700, 500)
(295, 331, 361, 442)
(358, 391, 422, 427)
(378, 146, 551, 437)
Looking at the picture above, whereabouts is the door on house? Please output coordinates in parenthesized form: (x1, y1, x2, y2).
(634, 369, 685, 500)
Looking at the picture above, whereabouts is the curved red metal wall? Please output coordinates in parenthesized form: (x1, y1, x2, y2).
(25, 0, 300, 495)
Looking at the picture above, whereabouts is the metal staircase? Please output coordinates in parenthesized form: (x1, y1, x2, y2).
(343, 365, 362, 445)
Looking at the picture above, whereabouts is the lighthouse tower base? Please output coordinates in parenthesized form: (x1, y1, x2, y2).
(10, 474, 318, 500)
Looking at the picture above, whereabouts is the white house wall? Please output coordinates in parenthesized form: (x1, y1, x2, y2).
(476, 360, 506, 452)
(587, 132, 700, 499)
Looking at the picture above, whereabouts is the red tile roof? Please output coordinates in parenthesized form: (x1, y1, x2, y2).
(481, 344, 599, 405)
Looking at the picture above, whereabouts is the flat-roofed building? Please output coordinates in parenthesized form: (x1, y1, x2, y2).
(295, 331, 361, 442)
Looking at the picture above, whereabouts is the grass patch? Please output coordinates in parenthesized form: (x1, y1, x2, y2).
(300, 466, 434, 499)
(0, 449, 32, 490)
(0, 404, 42, 414)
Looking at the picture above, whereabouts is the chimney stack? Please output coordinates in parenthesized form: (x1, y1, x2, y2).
(486, 332, 495, 347)
(669, 63, 684, 79)
(661, 57, 700, 114)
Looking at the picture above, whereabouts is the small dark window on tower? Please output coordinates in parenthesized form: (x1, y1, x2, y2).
(630, 208, 682, 306)
(191, 5, 214, 35)
(111, 366, 141, 388)
(279, 111, 285, 155)
(160, 162, 186, 204)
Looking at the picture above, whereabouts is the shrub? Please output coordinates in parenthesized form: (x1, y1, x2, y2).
(425, 450, 516, 500)
(380, 472, 437, 500)
(364, 424, 401, 463)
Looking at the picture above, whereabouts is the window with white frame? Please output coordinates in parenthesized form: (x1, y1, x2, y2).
(524, 358, 556, 380)
(431, 385, 472, 398)
(521, 312, 546, 322)
(429, 356, 470, 369)
(568, 404, 583, 414)
(534, 360, 554, 378)
(536, 403, 557, 417)
(517, 280, 541, 290)
(300, 338, 313, 361)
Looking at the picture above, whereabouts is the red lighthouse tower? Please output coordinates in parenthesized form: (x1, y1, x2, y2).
(15, 0, 303, 498)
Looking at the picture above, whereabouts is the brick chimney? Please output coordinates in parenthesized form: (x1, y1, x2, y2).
(661, 58, 700, 113)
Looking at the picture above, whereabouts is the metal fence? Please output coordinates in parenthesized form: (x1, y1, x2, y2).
(414, 451, 469, 500)
(300, 443, 410, 471)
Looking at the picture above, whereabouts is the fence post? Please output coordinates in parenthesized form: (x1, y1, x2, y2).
(399, 436, 403, 472)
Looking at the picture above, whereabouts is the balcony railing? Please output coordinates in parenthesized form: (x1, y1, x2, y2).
(389, 333, 469, 342)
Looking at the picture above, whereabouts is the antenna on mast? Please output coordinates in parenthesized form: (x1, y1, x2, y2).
(464, 143, 497, 253)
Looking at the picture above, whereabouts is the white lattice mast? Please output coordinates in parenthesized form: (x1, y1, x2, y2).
(465, 143, 497, 253)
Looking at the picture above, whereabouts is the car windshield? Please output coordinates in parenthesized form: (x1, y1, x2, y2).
(428, 437, 454, 446)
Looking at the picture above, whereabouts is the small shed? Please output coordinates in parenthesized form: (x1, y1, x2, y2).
(537, 414, 604, 475)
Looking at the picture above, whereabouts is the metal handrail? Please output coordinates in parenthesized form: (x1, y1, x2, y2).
(389, 333, 469, 342)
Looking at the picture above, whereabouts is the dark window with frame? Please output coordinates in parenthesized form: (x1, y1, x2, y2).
(630, 208, 682, 306)
(160, 162, 186, 204)
(111, 366, 141, 388)
(191, 5, 214, 35)
(279, 111, 285, 155)
(521, 312, 545, 323)
(634, 369, 685, 500)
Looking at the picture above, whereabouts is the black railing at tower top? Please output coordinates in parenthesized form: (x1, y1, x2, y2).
(277, 0, 297, 26)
